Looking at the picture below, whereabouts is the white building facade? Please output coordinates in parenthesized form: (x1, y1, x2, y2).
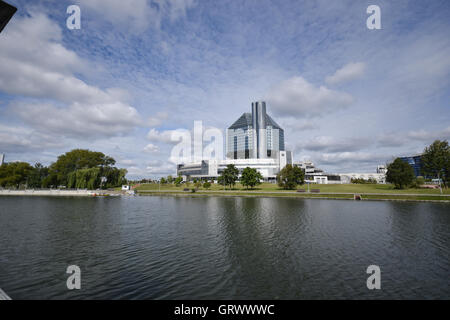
(177, 102, 292, 180)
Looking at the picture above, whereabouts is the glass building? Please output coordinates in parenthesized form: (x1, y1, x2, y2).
(226, 101, 285, 160)
(399, 155, 423, 177)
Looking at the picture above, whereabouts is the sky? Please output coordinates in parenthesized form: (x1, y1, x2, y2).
(0, 0, 449, 178)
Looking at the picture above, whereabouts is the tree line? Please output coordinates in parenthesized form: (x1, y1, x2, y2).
(386, 140, 449, 189)
(0, 149, 127, 190)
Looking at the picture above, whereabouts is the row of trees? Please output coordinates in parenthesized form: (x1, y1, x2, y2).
(0, 149, 127, 189)
(129, 139, 449, 192)
(218, 165, 265, 189)
(386, 140, 449, 189)
(216, 164, 305, 190)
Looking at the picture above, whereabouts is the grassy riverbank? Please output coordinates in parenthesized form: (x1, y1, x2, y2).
(135, 183, 450, 202)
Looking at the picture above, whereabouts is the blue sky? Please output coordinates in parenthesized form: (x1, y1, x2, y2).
(0, 0, 449, 178)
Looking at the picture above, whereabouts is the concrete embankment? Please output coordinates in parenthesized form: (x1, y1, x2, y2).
(0, 189, 122, 197)
(137, 190, 450, 202)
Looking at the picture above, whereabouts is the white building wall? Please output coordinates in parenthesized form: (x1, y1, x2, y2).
(279, 151, 287, 170)
(339, 173, 386, 184)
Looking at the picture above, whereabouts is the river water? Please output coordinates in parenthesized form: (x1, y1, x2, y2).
(0, 196, 448, 299)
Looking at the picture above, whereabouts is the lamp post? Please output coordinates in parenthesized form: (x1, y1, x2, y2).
(438, 172, 442, 195)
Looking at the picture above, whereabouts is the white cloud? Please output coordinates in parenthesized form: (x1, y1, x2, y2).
(325, 62, 366, 85)
(0, 12, 142, 140)
(0, 13, 89, 102)
(146, 163, 176, 175)
(376, 133, 407, 148)
(299, 136, 370, 153)
(0, 124, 65, 153)
(265, 76, 354, 118)
(377, 127, 450, 148)
(143, 143, 160, 153)
(118, 159, 136, 166)
(147, 111, 169, 127)
(76, 0, 196, 31)
(407, 127, 450, 142)
(146, 128, 187, 144)
(13, 102, 141, 138)
(317, 152, 388, 166)
(125, 160, 176, 177)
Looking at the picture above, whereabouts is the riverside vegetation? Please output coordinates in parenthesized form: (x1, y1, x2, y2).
(134, 140, 450, 202)
(0, 149, 127, 189)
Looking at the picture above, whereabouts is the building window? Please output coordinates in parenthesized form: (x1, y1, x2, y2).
(267, 150, 271, 157)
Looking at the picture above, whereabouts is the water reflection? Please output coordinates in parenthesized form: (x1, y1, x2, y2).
(0, 196, 448, 299)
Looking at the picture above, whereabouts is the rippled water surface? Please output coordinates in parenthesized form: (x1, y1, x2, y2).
(0, 196, 449, 299)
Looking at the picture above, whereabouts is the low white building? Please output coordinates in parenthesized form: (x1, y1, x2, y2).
(293, 161, 387, 184)
(177, 151, 293, 180)
(376, 165, 387, 174)
(0, 154, 4, 166)
(294, 161, 341, 184)
(339, 173, 386, 184)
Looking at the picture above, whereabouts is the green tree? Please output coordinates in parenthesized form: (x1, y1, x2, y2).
(0, 162, 33, 188)
(160, 177, 167, 184)
(174, 176, 183, 187)
(219, 164, 239, 189)
(217, 175, 225, 187)
(386, 158, 415, 189)
(240, 167, 263, 189)
(277, 164, 305, 190)
(421, 140, 450, 188)
(46, 149, 126, 189)
(203, 181, 211, 189)
(28, 163, 49, 188)
(167, 175, 174, 184)
(48, 149, 116, 187)
(194, 181, 202, 190)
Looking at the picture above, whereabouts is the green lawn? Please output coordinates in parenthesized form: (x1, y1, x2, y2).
(135, 182, 450, 195)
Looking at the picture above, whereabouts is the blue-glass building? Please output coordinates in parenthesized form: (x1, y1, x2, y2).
(399, 155, 423, 177)
(226, 101, 285, 160)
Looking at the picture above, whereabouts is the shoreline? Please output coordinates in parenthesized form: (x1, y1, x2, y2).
(1, 189, 449, 203)
(137, 190, 450, 203)
(0, 190, 123, 197)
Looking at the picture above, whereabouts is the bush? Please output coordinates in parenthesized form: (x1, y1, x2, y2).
(203, 182, 211, 189)
(411, 176, 425, 188)
(351, 178, 377, 184)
